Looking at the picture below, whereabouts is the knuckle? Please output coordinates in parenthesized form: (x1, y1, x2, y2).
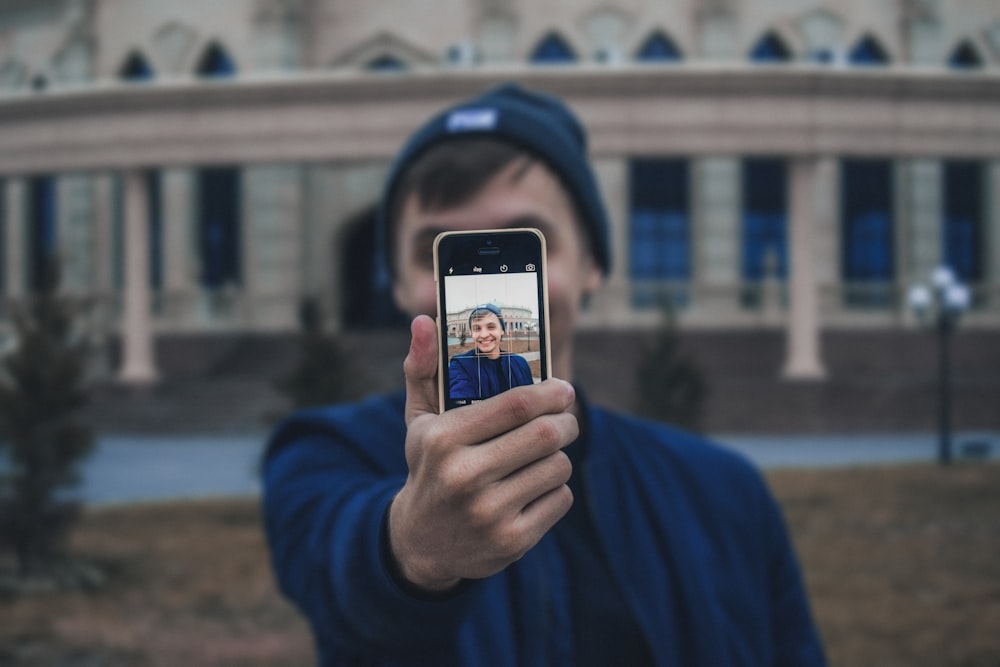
(501, 390, 534, 424)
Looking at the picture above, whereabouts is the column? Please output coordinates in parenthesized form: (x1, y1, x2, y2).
(585, 157, 629, 324)
(118, 169, 158, 385)
(782, 157, 826, 380)
(4, 178, 25, 299)
(692, 157, 741, 317)
(162, 167, 197, 323)
(895, 159, 942, 319)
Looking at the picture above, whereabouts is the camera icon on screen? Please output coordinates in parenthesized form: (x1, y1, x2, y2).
(525, 263, 536, 272)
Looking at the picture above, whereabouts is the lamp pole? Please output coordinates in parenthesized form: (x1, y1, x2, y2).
(907, 266, 969, 466)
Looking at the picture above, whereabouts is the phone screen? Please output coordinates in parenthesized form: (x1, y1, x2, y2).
(434, 229, 550, 411)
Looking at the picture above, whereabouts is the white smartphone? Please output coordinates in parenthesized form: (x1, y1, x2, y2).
(433, 228, 552, 412)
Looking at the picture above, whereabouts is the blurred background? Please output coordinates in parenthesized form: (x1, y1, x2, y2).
(2, 0, 999, 436)
(0, 0, 998, 664)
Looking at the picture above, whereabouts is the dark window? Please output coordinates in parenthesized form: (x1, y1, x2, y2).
(29, 176, 57, 291)
(147, 171, 163, 290)
(196, 42, 237, 78)
(530, 32, 576, 63)
(629, 159, 690, 308)
(198, 167, 241, 288)
(636, 32, 681, 62)
(849, 35, 889, 66)
(119, 51, 154, 81)
(749, 32, 792, 62)
(943, 161, 983, 283)
(366, 54, 407, 71)
(841, 159, 894, 307)
(948, 41, 982, 70)
(742, 158, 787, 281)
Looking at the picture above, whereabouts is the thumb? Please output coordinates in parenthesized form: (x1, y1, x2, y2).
(403, 314, 440, 424)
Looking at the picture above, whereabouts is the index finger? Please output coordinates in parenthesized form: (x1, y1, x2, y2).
(439, 379, 577, 446)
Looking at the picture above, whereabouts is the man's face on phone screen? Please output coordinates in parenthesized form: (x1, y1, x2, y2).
(472, 314, 503, 359)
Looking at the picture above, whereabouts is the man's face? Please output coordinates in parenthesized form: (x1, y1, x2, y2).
(392, 159, 602, 380)
(471, 313, 503, 359)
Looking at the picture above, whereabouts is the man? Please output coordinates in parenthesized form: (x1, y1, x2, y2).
(449, 304, 534, 400)
(263, 83, 826, 666)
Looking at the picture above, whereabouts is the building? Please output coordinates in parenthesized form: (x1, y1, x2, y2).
(1, 0, 998, 430)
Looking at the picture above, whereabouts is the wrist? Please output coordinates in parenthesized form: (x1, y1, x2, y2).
(385, 495, 461, 595)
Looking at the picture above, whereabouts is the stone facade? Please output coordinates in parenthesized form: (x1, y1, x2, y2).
(0, 0, 998, 384)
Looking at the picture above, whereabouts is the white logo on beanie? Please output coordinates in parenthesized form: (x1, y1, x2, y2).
(447, 108, 498, 132)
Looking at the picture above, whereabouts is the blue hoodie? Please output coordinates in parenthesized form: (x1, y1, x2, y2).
(263, 392, 826, 666)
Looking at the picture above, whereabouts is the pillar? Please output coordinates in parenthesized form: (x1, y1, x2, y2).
(118, 169, 158, 385)
(782, 157, 826, 380)
(692, 157, 741, 316)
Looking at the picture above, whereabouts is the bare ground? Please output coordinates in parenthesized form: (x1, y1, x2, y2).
(1, 462, 998, 666)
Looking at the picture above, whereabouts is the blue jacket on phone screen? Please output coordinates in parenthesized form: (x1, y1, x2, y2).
(448, 350, 534, 400)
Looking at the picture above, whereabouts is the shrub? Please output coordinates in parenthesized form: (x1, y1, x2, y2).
(635, 307, 708, 432)
(272, 297, 363, 412)
(0, 260, 94, 578)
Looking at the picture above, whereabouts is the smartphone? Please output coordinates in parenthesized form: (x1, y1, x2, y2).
(433, 228, 551, 412)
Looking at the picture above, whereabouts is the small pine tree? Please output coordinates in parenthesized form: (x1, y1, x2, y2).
(635, 306, 709, 432)
(0, 259, 94, 578)
(273, 297, 362, 411)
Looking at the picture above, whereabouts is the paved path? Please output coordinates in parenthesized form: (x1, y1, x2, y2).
(75, 431, 999, 506)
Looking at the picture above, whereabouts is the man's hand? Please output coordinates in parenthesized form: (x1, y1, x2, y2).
(388, 315, 577, 592)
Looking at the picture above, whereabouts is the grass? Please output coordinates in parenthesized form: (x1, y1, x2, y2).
(1, 463, 998, 666)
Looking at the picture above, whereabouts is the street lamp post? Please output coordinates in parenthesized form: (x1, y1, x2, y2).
(907, 266, 970, 466)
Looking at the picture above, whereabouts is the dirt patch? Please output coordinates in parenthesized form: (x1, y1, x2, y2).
(1, 463, 998, 666)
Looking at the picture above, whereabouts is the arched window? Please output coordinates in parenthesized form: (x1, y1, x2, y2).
(749, 32, 792, 63)
(196, 42, 237, 78)
(948, 41, 983, 70)
(848, 35, 889, 66)
(365, 54, 407, 71)
(530, 32, 576, 63)
(635, 31, 681, 62)
(119, 51, 154, 81)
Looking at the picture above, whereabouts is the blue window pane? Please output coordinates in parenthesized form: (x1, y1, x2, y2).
(749, 32, 792, 63)
(849, 36, 888, 66)
(197, 43, 237, 77)
(629, 160, 690, 308)
(119, 51, 154, 81)
(29, 176, 57, 290)
(841, 160, 894, 289)
(948, 42, 982, 70)
(944, 161, 982, 282)
(147, 171, 162, 290)
(636, 32, 681, 62)
(742, 158, 787, 280)
(530, 33, 575, 63)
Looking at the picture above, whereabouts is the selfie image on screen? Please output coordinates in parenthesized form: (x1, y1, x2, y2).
(444, 272, 542, 405)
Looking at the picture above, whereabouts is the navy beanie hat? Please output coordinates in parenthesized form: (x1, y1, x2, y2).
(377, 83, 612, 275)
